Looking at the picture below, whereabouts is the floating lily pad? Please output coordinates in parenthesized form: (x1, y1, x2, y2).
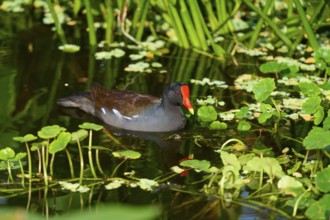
(79, 122, 103, 131)
(180, 159, 211, 172)
(197, 106, 217, 122)
(49, 132, 71, 154)
(0, 147, 15, 160)
(252, 78, 276, 102)
(259, 61, 289, 74)
(58, 44, 80, 53)
(137, 178, 159, 191)
(112, 150, 141, 159)
(105, 180, 126, 190)
(13, 134, 37, 143)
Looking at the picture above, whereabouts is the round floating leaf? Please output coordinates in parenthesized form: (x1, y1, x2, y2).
(38, 125, 65, 139)
(49, 132, 71, 154)
(259, 61, 288, 73)
(13, 134, 37, 143)
(299, 82, 321, 97)
(315, 167, 330, 193)
(252, 78, 276, 102)
(0, 147, 15, 160)
(197, 106, 217, 122)
(303, 127, 330, 150)
(79, 122, 103, 131)
(71, 129, 88, 142)
(302, 96, 321, 114)
(58, 44, 80, 53)
(112, 150, 141, 159)
(237, 121, 251, 131)
(180, 159, 211, 172)
(210, 121, 227, 130)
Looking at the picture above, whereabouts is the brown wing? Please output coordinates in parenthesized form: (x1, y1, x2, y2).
(91, 83, 161, 116)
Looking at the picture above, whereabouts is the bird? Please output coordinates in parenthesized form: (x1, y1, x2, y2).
(57, 82, 194, 132)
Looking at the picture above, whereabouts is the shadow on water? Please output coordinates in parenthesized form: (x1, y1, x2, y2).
(0, 17, 285, 220)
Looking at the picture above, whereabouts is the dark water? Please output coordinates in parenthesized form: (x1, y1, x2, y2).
(0, 13, 283, 220)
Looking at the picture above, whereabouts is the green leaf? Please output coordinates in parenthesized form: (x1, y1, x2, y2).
(49, 132, 71, 154)
(244, 157, 284, 178)
(210, 121, 227, 130)
(235, 106, 249, 119)
(220, 151, 240, 170)
(315, 167, 330, 193)
(259, 61, 288, 73)
(14, 152, 27, 160)
(31, 141, 48, 151)
(13, 134, 37, 143)
(323, 110, 330, 130)
(79, 122, 103, 131)
(0, 147, 15, 160)
(303, 127, 330, 149)
(278, 175, 303, 195)
(180, 159, 211, 172)
(71, 129, 88, 142)
(314, 107, 324, 125)
(237, 121, 251, 131)
(305, 194, 330, 220)
(112, 150, 141, 159)
(302, 96, 321, 114)
(258, 103, 274, 123)
(299, 82, 321, 97)
(197, 106, 217, 122)
(252, 78, 276, 102)
(38, 125, 65, 139)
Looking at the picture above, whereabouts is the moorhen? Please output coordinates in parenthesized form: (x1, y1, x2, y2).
(57, 83, 194, 132)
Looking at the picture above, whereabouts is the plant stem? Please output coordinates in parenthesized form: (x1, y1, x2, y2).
(84, 0, 97, 46)
(65, 149, 75, 178)
(7, 161, 14, 183)
(76, 139, 84, 184)
(50, 153, 55, 178)
(111, 159, 127, 177)
(293, 0, 320, 51)
(25, 142, 32, 210)
(248, 0, 273, 49)
(42, 146, 49, 186)
(95, 149, 105, 176)
(242, 0, 292, 47)
(88, 130, 97, 178)
(18, 159, 25, 188)
(45, 0, 67, 44)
